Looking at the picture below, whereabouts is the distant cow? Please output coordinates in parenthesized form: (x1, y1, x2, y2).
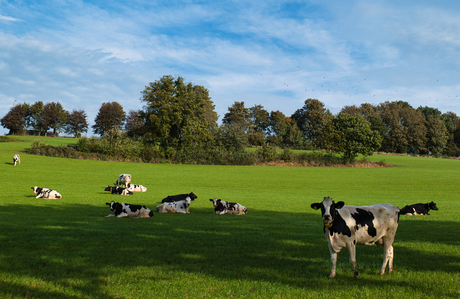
(156, 197, 191, 213)
(13, 154, 20, 166)
(399, 201, 438, 215)
(126, 183, 147, 192)
(105, 201, 154, 218)
(32, 186, 62, 199)
(104, 186, 133, 196)
(115, 174, 131, 188)
(311, 197, 399, 278)
(161, 192, 197, 203)
(210, 198, 247, 215)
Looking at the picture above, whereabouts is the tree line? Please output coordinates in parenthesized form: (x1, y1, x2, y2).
(3, 75, 460, 160)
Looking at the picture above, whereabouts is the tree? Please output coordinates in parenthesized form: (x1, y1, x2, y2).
(92, 102, 126, 136)
(291, 98, 332, 149)
(324, 113, 382, 161)
(1, 104, 26, 135)
(283, 117, 304, 148)
(222, 101, 252, 132)
(140, 75, 218, 149)
(441, 111, 460, 156)
(268, 110, 288, 146)
(30, 101, 44, 135)
(426, 114, 448, 157)
(249, 105, 270, 134)
(42, 102, 69, 136)
(65, 109, 88, 138)
(125, 110, 145, 137)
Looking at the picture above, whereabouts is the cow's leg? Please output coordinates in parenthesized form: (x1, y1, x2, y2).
(328, 245, 337, 278)
(379, 238, 394, 275)
(347, 242, 359, 278)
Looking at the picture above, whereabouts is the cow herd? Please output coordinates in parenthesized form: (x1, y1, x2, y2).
(16, 155, 440, 278)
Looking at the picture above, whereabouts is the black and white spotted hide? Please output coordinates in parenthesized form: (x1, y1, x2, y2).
(115, 174, 131, 188)
(126, 183, 147, 192)
(399, 201, 438, 215)
(210, 198, 247, 215)
(156, 197, 192, 213)
(161, 192, 197, 203)
(105, 201, 154, 218)
(104, 186, 133, 195)
(13, 154, 20, 166)
(32, 186, 62, 199)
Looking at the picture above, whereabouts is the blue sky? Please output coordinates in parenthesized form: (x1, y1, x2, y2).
(1, 0, 460, 136)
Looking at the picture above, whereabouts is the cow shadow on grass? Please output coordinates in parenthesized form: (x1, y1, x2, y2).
(0, 204, 458, 298)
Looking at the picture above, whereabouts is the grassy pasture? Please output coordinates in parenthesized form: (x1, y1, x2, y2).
(1, 136, 459, 298)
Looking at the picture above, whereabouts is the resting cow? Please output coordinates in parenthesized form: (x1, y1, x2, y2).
(210, 198, 247, 215)
(399, 201, 438, 215)
(32, 186, 62, 199)
(311, 197, 399, 278)
(126, 183, 147, 192)
(13, 154, 20, 166)
(161, 192, 197, 203)
(105, 201, 154, 218)
(156, 197, 191, 213)
(104, 186, 133, 196)
(115, 174, 131, 188)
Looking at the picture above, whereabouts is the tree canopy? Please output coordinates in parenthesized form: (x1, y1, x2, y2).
(92, 102, 126, 136)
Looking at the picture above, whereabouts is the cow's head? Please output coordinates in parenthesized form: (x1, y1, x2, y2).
(429, 201, 439, 211)
(210, 198, 220, 207)
(184, 197, 191, 207)
(104, 186, 113, 192)
(311, 197, 345, 227)
(31, 186, 39, 194)
(189, 192, 198, 200)
(106, 201, 121, 212)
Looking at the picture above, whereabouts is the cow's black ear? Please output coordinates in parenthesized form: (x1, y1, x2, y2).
(336, 201, 345, 209)
(106, 202, 110, 206)
(311, 203, 321, 210)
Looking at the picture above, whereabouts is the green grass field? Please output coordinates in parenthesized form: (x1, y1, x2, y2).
(1, 136, 459, 298)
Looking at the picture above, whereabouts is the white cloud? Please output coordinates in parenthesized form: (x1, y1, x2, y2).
(0, 14, 22, 22)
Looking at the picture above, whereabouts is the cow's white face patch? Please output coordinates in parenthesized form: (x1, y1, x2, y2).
(321, 197, 334, 226)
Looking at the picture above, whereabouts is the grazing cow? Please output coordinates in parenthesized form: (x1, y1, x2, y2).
(13, 154, 20, 166)
(399, 201, 438, 215)
(156, 197, 191, 213)
(115, 174, 131, 188)
(161, 192, 197, 203)
(311, 197, 399, 278)
(126, 183, 147, 192)
(105, 201, 154, 218)
(210, 198, 247, 215)
(104, 186, 133, 196)
(32, 186, 62, 199)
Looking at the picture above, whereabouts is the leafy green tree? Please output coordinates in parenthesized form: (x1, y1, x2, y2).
(1, 104, 26, 135)
(324, 113, 382, 161)
(125, 110, 145, 137)
(42, 102, 69, 136)
(222, 101, 252, 132)
(441, 112, 460, 156)
(268, 110, 288, 146)
(65, 109, 88, 138)
(92, 102, 126, 136)
(249, 105, 270, 134)
(30, 101, 44, 135)
(140, 75, 218, 149)
(283, 117, 304, 148)
(291, 98, 332, 149)
(426, 114, 448, 157)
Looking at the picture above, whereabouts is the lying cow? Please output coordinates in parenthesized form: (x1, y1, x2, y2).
(115, 174, 131, 188)
(399, 201, 438, 215)
(311, 197, 399, 278)
(105, 201, 154, 218)
(13, 154, 20, 166)
(161, 192, 197, 203)
(156, 197, 191, 213)
(104, 186, 133, 196)
(210, 198, 247, 215)
(126, 183, 147, 192)
(32, 186, 62, 199)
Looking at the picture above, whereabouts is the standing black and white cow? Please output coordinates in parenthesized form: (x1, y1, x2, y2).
(115, 174, 131, 188)
(399, 201, 438, 215)
(32, 186, 62, 199)
(156, 197, 192, 213)
(105, 201, 154, 218)
(13, 154, 20, 166)
(161, 192, 197, 203)
(311, 197, 400, 278)
(210, 198, 247, 215)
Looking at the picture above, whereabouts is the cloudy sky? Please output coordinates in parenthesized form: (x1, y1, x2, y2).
(1, 0, 460, 136)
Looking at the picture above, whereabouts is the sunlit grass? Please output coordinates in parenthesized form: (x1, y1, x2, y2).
(0, 136, 459, 298)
